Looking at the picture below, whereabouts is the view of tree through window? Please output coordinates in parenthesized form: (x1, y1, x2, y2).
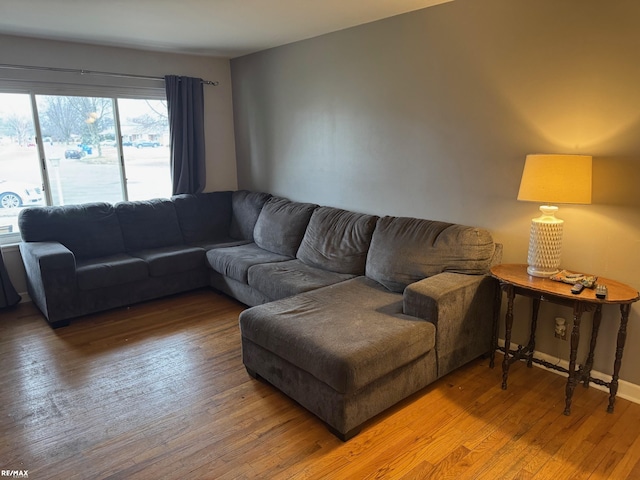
(37, 94, 123, 205)
(0, 92, 171, 235)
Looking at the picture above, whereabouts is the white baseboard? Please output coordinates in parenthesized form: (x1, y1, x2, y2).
(497, 339, 640, 406)
(18, 291, 31, 304)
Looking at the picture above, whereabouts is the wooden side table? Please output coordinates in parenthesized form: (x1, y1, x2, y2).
(491, 264, 639, 415)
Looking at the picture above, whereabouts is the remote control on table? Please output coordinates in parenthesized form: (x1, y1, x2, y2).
(596, 284, 608, 299)
(571, 283, 585, 295)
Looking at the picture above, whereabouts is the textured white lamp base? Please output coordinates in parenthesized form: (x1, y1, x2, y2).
(527, 205, 563, 278)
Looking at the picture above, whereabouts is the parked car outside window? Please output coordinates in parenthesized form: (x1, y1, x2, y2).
(134, 141, 160, 148)
(65, 149, 86, 159)
(0, 180, 43, 208)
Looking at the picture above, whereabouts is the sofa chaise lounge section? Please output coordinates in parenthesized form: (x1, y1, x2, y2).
(239, 215, 500, 440)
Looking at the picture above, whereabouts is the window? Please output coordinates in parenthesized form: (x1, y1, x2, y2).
(0, 93, 44, 234)
(37, 94, 124, 205)
(0, 92, 170, 238)
(117, 98, 171, 201)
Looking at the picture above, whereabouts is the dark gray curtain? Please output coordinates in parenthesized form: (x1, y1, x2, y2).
(165, 75, 206, 195)
(0, 250, 20, 309)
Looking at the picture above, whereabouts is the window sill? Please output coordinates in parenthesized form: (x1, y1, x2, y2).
(0, 233, 21, 247)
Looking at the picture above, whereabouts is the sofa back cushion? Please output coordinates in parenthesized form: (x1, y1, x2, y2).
(253, 197, 317, 257)
(229, 190, 271, 241)
(297, 206, 378, 275)
(19, 202, 125, 260)
(172, 191, 233, 244)
(365, 216, 496, 292)
(116, 199, 183, 251)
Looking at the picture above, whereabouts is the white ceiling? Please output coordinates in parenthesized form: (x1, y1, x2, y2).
(0, 0, 453, 58)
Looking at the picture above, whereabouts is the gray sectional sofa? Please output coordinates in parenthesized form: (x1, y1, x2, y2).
(18, 190, 501, 440)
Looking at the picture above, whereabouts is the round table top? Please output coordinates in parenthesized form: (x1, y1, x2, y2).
(490, 264, 640, 305)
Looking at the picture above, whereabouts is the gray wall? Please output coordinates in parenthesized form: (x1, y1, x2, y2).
(231, 0, 640, 384)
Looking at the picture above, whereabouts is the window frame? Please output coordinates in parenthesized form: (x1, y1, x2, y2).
(0, 77, 169, 245)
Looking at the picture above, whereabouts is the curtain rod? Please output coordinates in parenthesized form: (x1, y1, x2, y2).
(0, 63, 219, 86)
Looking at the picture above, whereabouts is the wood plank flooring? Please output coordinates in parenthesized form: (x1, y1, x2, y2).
(1, 289, 639, 479)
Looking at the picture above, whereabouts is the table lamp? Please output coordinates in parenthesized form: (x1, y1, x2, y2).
(517, 154, 592, 277)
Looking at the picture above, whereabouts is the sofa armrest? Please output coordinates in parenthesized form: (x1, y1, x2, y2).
(403, 272, 497, 377)
(20, 241, 76, 270)
(19, 241, 78, 325)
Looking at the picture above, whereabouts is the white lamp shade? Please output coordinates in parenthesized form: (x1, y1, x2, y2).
(517, 154, 592, 205)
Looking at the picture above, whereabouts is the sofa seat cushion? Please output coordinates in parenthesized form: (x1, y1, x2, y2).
(296, 206, 378, 275)
(131, 246, 206, 277)
(253, 197, 317, 257)
(206, 243, 291, 283)
(247, 259, 355, 301)
(366, 216, 496, 293)
(76, 254, 148, 291)
(189, 238, 251, 251)
(239, 277, 436, 394)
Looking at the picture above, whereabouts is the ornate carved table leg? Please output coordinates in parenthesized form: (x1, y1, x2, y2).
(526, 298, 540, 368)
(490, 278, 502, 369)
(564, 302, 584, 415)
(608, 303, 631, 413)
(501, 284, 515, 390)
(582, 304, 602, 388)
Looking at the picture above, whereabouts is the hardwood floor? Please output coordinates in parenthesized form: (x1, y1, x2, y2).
(1, 289, 639, 479)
